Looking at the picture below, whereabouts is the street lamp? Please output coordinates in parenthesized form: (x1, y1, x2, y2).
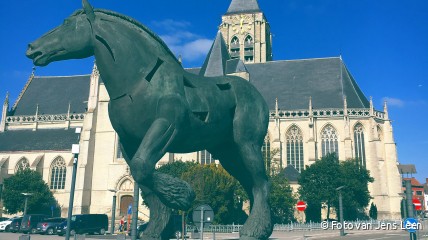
(66, 127, 81, 240)
(336, 186, 345, 237)
(21, 193, 33, 216)
(108, 189, 117, 234)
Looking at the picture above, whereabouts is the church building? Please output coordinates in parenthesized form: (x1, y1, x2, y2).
(0, 0, 402, 220)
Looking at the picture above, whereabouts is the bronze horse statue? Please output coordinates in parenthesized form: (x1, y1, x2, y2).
(26, 1, 272, 239)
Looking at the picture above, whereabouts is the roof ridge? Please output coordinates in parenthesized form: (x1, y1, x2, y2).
(340, 58, 368, 108)
(11, 69, 36, 112)
(248, 56, 341, 65)
(226, 0, 261, 15)
(33, 74, 91, 78)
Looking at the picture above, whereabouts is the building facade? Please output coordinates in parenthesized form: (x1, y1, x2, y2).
(0, 0, 402, 220)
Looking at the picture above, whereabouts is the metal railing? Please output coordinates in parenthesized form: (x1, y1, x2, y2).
(186, 219, 407, 233)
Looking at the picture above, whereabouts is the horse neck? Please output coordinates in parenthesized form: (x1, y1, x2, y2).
(92, 13, 182, 99)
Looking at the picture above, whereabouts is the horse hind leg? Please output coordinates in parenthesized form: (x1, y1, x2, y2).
(236, 143, 272, 240)
(210, 144, 272, 240)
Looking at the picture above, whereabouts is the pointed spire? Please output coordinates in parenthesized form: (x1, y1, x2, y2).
(35, 104, 39, 116)
(343, 96, 348, 116)
(199, 31, 231, 77)
(369, 96, 374, 116)
(275, 98, 279, 117)
(178, 55, 182, 65)
(3, 92, 9, 105)
(226, 0, 261, 15)
(91, 61, 99, 77)
(67, 102, 71, 118)
(383, 100, 389, 120)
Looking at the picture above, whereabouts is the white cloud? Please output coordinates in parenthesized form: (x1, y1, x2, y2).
(382, 97, 405, 107)
(151, 19, 212, 65)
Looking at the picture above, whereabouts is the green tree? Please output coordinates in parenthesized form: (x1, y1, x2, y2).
(156, 161, 198, 178)
(182, 164, 247, 224)
(2, 168, 60, 215)
(157, 161, 247, 224)
(298, 154, 373, 222)
(298, 153, 341, 222)
(262, 147, 281, 177)
(334, 160, 374, 220)
(269, 174, 296, 224)
(369, 203, 378, 220)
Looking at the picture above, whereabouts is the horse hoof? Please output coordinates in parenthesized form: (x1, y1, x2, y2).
(152, 172, 195, 210)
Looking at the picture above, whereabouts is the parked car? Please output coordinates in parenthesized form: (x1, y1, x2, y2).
(9, 217, 23, 233)
(20, 214, 48, 234)
(55, 221, 67, 236)
(0, 217, 18, 232)
(0, 217, 8, 222)
(57, 214, 108, 236)
(36, 217, 66, 235)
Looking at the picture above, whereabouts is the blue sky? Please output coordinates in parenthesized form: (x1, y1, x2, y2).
(0, 0, 427, 181)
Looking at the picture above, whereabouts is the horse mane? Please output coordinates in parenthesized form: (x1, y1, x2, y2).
(72, 9, 180, 64)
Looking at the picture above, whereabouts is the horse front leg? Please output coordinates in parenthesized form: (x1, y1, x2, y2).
(129, 117, 195, 210)
(126, 118, 195, 240)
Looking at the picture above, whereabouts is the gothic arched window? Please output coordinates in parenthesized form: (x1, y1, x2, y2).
(230, 36, 240, 59)
(15, 157, 29, 173)
(354, 123, 366, 167)
(286, 126, 304, 172)
(200, 150, 214, 165)
(49, 157, 67, 190)
(244, 35, 254, 62)
(321, 124, 339, 157)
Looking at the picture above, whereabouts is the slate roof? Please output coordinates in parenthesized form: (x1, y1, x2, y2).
(0, 129, 79, 152)
(247, 57, 369, 110)
(186, 57, 369, 110)
(199, 31, 249, 78)
(278, 165, 300, 182)
(225, 0, 261, 15)
(199, 32, 231, 77)
(12, 75, 90, 116)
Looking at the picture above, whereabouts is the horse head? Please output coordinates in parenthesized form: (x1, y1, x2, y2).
(26, 0, 96, 66)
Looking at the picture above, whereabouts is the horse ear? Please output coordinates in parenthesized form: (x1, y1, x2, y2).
(82, 0, 96, 22)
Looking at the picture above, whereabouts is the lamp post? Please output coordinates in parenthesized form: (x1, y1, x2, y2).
(108, 189, 117, 235)
(336, 186, 345, 237)
(21, 193, 33, 216)
(66, 127, 81, 240)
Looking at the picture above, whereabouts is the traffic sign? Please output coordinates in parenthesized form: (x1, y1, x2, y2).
(403, 218, 419, 233)
(297, 201, 307, 211)
(192, 204, 214, 227)
(412, 198, 422, 211)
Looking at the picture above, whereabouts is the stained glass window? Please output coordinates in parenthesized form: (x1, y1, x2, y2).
(286, 126, 304, 172)
(15, 158, 29, 172)
(354, 123, 366, 167)
(50, 157, 67, 190)
(321, 124, 339, 157)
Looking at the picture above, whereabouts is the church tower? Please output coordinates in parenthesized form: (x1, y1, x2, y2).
(220, 0, 273, 63)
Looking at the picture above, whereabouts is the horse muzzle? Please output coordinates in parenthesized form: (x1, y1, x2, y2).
(26, 43, 47, 66)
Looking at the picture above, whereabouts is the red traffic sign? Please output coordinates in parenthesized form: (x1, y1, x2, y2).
(413, 198, 422, 211)
(297, 201, 307, 211)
